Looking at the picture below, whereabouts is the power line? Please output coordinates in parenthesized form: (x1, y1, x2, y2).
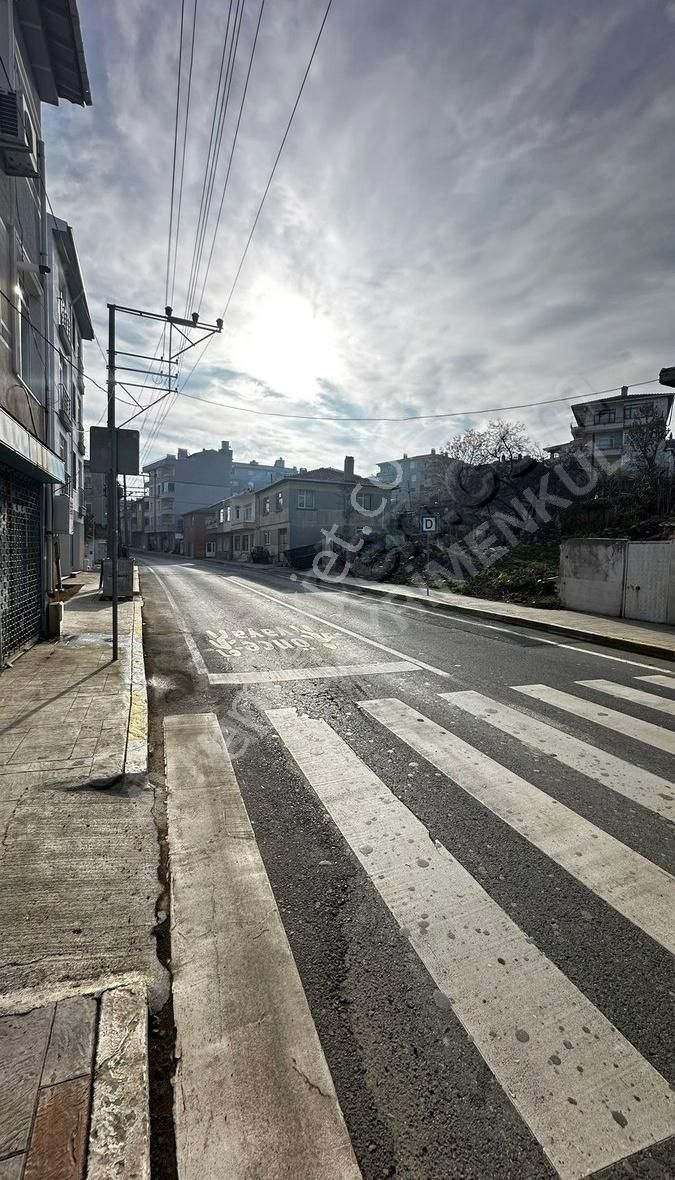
(220, 0, 334, 324)
(196, 0, 266, 315)
(178, 0, 334, 401)
(170, 0, 200, 310)
(129, 376, 662, 432)
(164, 0, 187, 311)
(182, 0, 237, 317)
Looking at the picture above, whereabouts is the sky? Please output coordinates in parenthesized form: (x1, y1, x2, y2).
(45, 0, 675, 484)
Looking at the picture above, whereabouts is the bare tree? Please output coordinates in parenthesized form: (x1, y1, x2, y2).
(625, 405, 670, 489)
(443, 419, 543, 465)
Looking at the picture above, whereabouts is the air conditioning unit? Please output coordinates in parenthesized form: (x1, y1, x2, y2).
(0, 90, 38, 178)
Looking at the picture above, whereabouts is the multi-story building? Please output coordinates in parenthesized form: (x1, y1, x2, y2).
(143, 453, 176, 551)
(83, 462, 107, 531)
(46, 214, 93, 575)
(203, 458, 380, 565)
(545, 387, 674, 469)
(143, 443, 297, 551)
(375, 449, 449, 520)
(0, 1, 91, 663)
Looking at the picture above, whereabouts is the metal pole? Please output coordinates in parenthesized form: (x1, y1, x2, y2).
(426, 532, 430, 596)
(107, 304, 119, 661)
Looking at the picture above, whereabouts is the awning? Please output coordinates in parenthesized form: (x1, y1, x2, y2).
(0, 406, 65, 482)
(17, 0, 92, 107)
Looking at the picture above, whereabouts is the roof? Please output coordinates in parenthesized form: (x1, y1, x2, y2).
(18, 0, 91, 106)
(49, 214, 93, 338)
(571, 390, 674, 426)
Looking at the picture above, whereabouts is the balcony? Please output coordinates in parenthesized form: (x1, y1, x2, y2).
(57, 296, 72, 354)
(57, 383, 72, 428)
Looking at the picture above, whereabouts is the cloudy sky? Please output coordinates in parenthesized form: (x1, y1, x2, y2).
(45, 0, 675, 481)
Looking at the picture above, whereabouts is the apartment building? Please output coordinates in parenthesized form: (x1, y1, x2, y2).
(143, 442, 297, 551)
(545, 387, 674, 468)
(375, 449, 449, 519)
(0, 0, 91, 663)
(83, 462, 107, 531)
(47, 214, 93, 575)
(203, 458, 380, 565)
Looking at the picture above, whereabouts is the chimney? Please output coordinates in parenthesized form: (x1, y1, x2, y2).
(621, 385, 628, 399)
(344, 455, 355, 478)
(221, 440, 231, 451)
(177, 448, 188, 459)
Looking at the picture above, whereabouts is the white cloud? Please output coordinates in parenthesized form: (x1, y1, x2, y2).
(43, 0, 675, 475)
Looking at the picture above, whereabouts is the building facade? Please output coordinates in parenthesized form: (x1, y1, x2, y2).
(0, 0, 91, 663)
(46, 214, 93, 575)
(203, 459, 379, 565)
(546, 388, 674, 469)
(143, 443, 297, 552)
(375, 449, 449, 521)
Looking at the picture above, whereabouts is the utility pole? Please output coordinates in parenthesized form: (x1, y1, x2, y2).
(107, 303, 119, 660)
(103, 302, 222, 660)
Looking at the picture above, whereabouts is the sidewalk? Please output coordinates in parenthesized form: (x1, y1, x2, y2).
(296, 572, 675, 661)
(0, 572, 162, 1178)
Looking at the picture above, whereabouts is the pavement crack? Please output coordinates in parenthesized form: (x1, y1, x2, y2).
(291, 1058, 332, 1100)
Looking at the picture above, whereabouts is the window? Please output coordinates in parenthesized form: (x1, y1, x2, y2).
(225, 505, 232, 522)
(72, 452, 77, 490)
(235, 506, 241, 520)
(243, 503, 253, 521)
(218, 508, 224, 524)
(263, 530, 271, 546)
(263, 496, 270, 515)
(297, 489, 315, 509)
(596, 433, 621, 450)
(206, 541, 216, 556)
(594, 409, 616, 424)
(242, 534, 250, 552)
(234, 535, 241, 551)
(16, 278, 31, 386)
(275, 491, 284, 511)
(624, 403, 651, 421)
(357, 493, 375, 511)
(168, 482, 175, 492)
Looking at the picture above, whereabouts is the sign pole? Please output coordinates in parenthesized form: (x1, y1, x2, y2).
(107, 303, 118, 661)
(426, 532, 430, 596)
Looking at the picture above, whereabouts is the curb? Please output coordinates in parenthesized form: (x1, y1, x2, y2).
(87, 980, 150, 1180)
(298, 574, 675, 662)
(126, 596, 149, 776)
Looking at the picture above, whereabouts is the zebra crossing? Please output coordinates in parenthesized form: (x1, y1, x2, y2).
(265, 671, 675, 1180)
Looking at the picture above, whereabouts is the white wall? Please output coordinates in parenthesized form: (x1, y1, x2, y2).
(559, 538, 627, 616)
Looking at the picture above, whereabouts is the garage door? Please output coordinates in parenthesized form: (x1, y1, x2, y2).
(0, 461, 42, 663)
(623, 540, 673, 623)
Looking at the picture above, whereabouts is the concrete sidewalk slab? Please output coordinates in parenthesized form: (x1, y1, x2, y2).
(0, 981, 149, 1180)
(164, 711, 361, 1180)
(0, 573, 164, 1009)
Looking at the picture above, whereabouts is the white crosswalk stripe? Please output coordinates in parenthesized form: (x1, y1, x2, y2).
(266, 705, 675, 1180)
(362, 696, 675, 954)
(438, 688, 674, 822)
(636, 674, 675, 692)
(514, 683, 675, 756)
(577, 679, 675, 717)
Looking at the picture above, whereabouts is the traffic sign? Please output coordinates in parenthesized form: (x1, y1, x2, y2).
(420, 513, 438, 534)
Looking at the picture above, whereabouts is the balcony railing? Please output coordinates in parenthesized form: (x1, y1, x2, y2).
(58, 296, 72, 353)
(57, 383, 72, 427)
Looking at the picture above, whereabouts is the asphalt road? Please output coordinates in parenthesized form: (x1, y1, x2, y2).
(140, 553, 675, 1180)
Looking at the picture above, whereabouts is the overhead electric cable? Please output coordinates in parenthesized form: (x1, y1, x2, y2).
(164, 0, 187, 311)
(169, 0, 200, 309)
(196, 0, 266, 315)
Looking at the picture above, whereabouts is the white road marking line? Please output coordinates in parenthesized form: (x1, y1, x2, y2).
(139, 564, 209, 678)
(292, 579, 673, 673)
(440, 691, 675, 823)
(228, 576, 451, 678)
(636, 674, 675, 691)
(164, 712, 362, 1180)
(514, 684, 675, 756)
(361, 697, 675, 954)
(266, 706, 675, 1180)
(208, 661, 420, 686)
(578, 679, 675, 718)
